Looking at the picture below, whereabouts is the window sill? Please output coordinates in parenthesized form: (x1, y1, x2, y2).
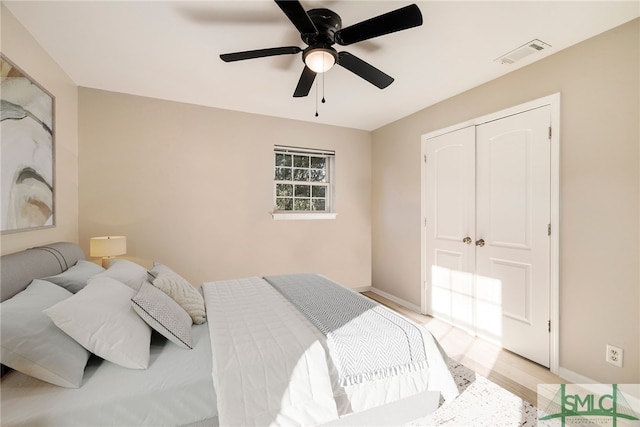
(271, 212, 338, 221)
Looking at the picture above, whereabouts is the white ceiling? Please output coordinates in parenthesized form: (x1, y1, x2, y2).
(4, 1, 639, 131)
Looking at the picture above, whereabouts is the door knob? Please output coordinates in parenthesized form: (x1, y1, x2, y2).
(475, 239, 485, 247)
(463, 237, 472, 245)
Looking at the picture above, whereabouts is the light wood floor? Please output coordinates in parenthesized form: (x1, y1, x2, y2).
(363, 291, 566, 406)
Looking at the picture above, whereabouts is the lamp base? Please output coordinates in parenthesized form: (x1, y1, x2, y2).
(101, 257, 114, 268)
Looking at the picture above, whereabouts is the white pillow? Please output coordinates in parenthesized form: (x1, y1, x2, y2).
(0, 279, 90, 388)
(132, 281, 193, 349)
(151, 263, 206, 325)
(44, 276, 151, 369)
(42, 260, 105, 293)
(90, 259, 147, 291)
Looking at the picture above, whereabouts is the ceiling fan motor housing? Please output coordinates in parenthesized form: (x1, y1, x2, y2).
(301, 9, 342, 67)
(302, 9, 342, 45)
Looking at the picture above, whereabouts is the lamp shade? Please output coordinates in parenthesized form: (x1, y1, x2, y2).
(304, 48, 336, 73)
(90, 236, 127, 258)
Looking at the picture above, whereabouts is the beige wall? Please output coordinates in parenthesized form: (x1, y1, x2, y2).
(372, 19, 640, 383)
(78, 88, 372, 289)
(0, 5, 79, 255)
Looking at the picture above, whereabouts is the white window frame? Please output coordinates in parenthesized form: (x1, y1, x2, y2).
(272, 145, 337, 220)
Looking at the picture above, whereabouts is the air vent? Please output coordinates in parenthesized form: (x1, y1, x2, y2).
(495, 39, 551, 65)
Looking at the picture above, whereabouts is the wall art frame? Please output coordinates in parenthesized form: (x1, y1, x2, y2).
(1, 53, 56, 234)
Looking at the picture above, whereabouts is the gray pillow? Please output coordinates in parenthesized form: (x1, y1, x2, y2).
(0, 279, 90, 387)
(131, 281, 193, 349)
(43, 260, 105, 293)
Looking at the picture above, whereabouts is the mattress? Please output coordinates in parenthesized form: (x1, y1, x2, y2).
(0, 324, 218, 427)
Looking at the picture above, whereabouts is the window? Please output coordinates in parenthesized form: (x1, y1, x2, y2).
(273, 146, 335, 219)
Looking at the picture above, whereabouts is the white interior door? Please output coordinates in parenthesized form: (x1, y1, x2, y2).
(475, 106, 551, 367)
(423, 106, 551, 367)
(424, 126, 476, 332)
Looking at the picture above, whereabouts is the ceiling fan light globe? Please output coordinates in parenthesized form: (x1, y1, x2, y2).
(304, 49, 336, 73)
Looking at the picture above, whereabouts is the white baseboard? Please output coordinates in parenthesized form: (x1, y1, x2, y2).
(367, 287, 422, 314)
(352, 286, 373, 293)
(556, 368, 640, 411)
(557, 367, 597, 384)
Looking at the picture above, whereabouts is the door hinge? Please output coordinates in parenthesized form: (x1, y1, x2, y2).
(548, 223, 551, 236)
(548, 320, 551, 333)
(548, 126, 552, 140)
(424, 154, 427, 163)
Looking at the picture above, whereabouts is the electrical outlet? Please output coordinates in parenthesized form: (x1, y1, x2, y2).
(606, 344, 623, 368)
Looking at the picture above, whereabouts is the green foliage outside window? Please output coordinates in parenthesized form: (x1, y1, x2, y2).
(274, 150, 331, 212)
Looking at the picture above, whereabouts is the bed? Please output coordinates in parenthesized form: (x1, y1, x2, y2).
(0, 242, 457, 426)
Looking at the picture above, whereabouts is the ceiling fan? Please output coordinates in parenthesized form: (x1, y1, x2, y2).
(220, 1, 423, 97)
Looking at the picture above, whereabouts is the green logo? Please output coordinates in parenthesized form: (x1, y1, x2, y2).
(539, 384, 639, 426)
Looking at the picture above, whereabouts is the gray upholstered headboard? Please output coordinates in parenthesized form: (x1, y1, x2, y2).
(0, 242, 85, 303)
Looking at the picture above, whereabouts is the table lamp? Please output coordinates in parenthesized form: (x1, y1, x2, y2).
(90, 236, 127, 268)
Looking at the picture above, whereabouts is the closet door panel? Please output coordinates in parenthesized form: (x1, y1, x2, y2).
(424, 126, 475, 332)
(476, 106, 551, 367)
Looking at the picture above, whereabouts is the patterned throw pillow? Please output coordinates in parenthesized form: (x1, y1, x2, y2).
(151, 264, 206, 325)
(131, 282, 193, 349)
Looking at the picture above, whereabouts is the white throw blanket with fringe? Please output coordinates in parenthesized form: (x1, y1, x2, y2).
(264, 274, 429, 388)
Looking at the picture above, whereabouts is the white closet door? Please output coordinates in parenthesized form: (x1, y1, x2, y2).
(475, 106, 551, 367)
(424, 106, 551, 367)
(424, 126, 476, 332)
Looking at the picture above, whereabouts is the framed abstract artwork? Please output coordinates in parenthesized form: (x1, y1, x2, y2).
(1, 54, 55, 233)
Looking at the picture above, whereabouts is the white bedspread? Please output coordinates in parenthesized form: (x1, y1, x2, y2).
(203, 277, 339, 427)
(203, 276, 459, 427)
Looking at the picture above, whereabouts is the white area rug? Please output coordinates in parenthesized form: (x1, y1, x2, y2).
(409, 359, 547, 426)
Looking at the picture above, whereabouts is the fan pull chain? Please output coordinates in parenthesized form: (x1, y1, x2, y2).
(315, 80, 319, 117)
(322, 71, 326, 104)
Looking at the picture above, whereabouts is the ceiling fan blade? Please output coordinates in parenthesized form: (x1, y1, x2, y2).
(335, 4, 423, 46)
(337, 51, 394, 89)
(293, 66, 316, 97)
(220, 46, 302, 62)
(274, 0, 318, 36)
